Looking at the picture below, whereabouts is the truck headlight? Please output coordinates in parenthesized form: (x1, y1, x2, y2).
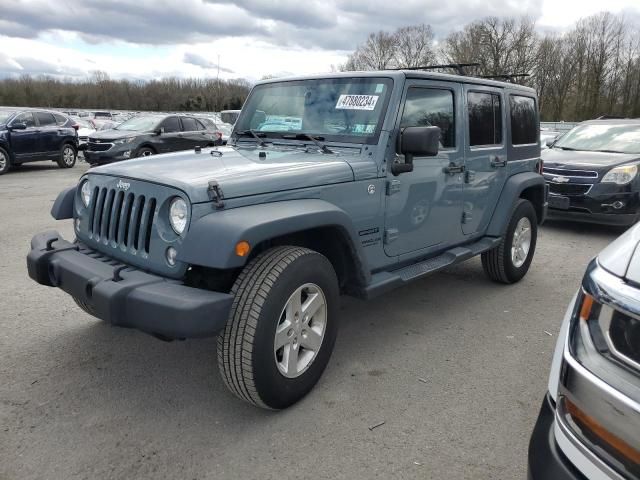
(601, 164, 637, 185)
(80, 180, 92, 207)
(169, 197, 188, 235)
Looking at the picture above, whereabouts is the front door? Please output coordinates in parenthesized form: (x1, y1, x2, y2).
(9, 112, 40, 160)
(384, 81, 465, 257)
(157, 116, 183, 153)
(461, 86, 508, 235)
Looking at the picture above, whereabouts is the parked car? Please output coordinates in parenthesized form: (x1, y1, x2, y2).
(193, 116, 227, 143)
(528, 222, 640, 479)
(27, 71, 546, 409)
(543, 119, 640, 226)
(72, 118, 97, 150)
(84, 114, 222, 165)
(92, 111, 113, 120)
(0, 108, 78, 174)
(220, 109, 240, 125)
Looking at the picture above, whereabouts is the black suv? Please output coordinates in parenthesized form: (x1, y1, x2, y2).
(0, 108, 79, 175)
(84, 114, 223, 165)
(543, 119, 640, 226)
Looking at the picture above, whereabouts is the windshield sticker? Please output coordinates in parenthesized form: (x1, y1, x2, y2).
(375, 83, 384, 93)
(336, 94, 379, 111)
(353, 124, 377, 134)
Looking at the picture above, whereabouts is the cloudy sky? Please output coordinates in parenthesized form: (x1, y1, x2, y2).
(0, 0, 639, 83)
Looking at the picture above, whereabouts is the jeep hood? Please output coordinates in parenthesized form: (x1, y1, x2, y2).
(598, 221, 640, 284)
(542, 148, 640, 168)
(90, 146, 355, 203)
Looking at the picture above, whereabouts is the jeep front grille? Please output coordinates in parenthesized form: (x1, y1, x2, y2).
(88, 187, 156, 254)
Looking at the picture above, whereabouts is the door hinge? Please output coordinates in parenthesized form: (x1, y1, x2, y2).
(464, 170, 476, 183)
(384, 228, 399, 244)
(462, 211, 473, 224)
(386, 179, 401, 196)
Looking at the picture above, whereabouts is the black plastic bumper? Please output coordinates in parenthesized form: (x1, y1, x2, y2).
(547, 208, 638, 226)
(26, 231, 234, 339)
(528, 395, 586, 480)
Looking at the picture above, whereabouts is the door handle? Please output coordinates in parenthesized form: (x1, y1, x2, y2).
(443, 162, 465, 175)
(491, 156, 507, 167)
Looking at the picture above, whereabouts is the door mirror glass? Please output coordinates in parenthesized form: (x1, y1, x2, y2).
(400, 126, 440, 157)
(154, 127, 164, 135)
(10, 122, 27, 130)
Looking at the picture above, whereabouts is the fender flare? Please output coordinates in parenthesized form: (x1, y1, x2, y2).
(486, 172, 546, 237)
(51, 186, 76, 220)
(178, 199, 369, 277)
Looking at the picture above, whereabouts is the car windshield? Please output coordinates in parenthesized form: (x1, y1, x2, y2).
(235, 77, 393, 144)
(554, 123, 640, 154)
(114, 116, 160, 132)
(0, 110, 18, 123)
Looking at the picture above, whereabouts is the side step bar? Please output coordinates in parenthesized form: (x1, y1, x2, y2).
(364, 236, 501, 299)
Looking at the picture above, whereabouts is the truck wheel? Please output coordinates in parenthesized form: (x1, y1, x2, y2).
(72, 296, 97, 317)
(57, 144, 77, 168)
(217, 246, 339, 409)
(482, 199, 537, 284)
(0, 147, 11, 175)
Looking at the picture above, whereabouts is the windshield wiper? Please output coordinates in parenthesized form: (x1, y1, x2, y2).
(558, 146, 581, 151)
(234, 129, 267, 147)
(281, 133, 333, 154)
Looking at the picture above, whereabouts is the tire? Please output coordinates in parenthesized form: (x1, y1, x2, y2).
(136, 147, 155, 158)
(482, 199, 537, 284)
(0, 147, 11, 175)
(72, 296, 97, 317)
(217, 246, 339, 409)
(57, 143, 77, 168)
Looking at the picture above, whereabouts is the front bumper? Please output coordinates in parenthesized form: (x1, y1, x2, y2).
(26, 231, 234, 339)
(84, 146, 132, 165)
(547, 189, 640, 226)
(528, 395, 587, 480)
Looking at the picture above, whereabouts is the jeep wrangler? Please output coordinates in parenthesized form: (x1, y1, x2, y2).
(27, 71, 547, 409)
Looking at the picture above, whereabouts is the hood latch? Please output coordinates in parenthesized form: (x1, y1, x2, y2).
(207, 181, 225, 209)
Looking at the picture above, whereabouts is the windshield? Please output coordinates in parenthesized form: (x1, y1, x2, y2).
(554, 123, 640, 154)
(115, 116, 160, 132)
(235, 77, 393, 144)
(0, 110, 17, 123)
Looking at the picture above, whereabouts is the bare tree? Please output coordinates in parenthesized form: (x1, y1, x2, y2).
(394, 25, 436, 68)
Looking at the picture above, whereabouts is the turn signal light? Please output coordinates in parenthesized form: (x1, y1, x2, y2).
(235, 241, 250, 257)
(579, 293, 595, 322)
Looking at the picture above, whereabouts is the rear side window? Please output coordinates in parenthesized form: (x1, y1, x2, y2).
(53, 113, 68, 126)
(194, 119, 207, 130)
(400, 88, 455, 148)
(468, 92, 502, 146)
(160, 116, 181, 133)
(181, 117, 199, 131)
(35, 112, 56, 126)
(510, 96, 537, 145)
(14, 112, 36, 127)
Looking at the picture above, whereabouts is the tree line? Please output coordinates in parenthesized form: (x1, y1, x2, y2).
(0, 72, 251, 112)
(341, 12, 640, 121)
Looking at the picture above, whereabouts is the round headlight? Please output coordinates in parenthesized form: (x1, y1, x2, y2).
(80, 180, 92, 207)
(169, 197, 188, 234)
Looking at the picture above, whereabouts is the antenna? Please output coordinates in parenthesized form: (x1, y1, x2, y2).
(391, 63, 481, 76)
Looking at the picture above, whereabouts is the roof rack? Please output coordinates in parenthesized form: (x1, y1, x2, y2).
(480, 73, 530, 83)
(392, 63, 481, 76)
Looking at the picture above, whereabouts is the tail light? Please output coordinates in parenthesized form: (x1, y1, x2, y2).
(72, 124, 80, 131)
(214, 131, 223, 140)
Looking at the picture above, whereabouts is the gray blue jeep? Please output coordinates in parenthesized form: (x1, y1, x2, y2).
(27, 71, 547, 409)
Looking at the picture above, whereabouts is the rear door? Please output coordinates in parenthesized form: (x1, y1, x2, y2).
(461, 86, 507, 235)
(383, 80, 466, 257)
(181, 117, 209, 148)
(9, 112, 40, 159)
(34, 111, 60, 155)
(157, 116, 183, 153)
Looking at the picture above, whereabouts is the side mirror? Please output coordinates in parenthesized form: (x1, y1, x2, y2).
(10, 122, 27, 130)
(545, 139, 555, 148)
(392, 126, 441, 175)
(154, 127, 164, 135)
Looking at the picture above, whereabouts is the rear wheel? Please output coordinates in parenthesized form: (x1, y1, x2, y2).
(57, 144, 76, 168)
(0, 147, 11, 175)
(482, 199, 537, 284)
(217, 246, 339, 409)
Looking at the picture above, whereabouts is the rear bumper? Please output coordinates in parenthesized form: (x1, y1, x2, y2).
(26, 231, 234, 339)
(528, 395, 586, 480)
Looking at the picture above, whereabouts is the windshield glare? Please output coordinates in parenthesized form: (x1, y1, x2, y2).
(115, 116, 160, 132)
(0, 111, 18, 123)
(235, 78, 393, 144)
(554, 123, 640, 154)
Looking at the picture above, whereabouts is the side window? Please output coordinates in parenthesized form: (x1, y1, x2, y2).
(53, 113, 68, 126)
(468, 92, 502, 147)
(35, 112, 57, 126)
(194, 119, 207, 130)
(14, 112, 36, 127)
(160, 116, 181, 133)
(400, 88, 455, 148)
(181, 117, 198, 131)
(510, 96, 537, 145)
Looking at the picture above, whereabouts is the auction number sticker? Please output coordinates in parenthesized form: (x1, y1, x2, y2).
(336, 94, 379, 110)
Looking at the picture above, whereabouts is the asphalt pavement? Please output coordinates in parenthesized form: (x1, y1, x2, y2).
(0, 162, 622, 479)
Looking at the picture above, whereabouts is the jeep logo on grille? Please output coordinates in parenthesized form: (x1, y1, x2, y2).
(116, 180, 131, 191)
(552, 175, 570, 183)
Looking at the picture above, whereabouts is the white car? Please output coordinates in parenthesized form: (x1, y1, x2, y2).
(528, 223, 640, 479)
(72, 118, 96, 148)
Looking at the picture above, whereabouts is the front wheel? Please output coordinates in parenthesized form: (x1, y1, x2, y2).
(217, 246, 339, 409)
(57, 144, 76, 168)
(482, 199, 537, 284)
(136, 147, 155, 157)
(0, 147, 11, 175)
